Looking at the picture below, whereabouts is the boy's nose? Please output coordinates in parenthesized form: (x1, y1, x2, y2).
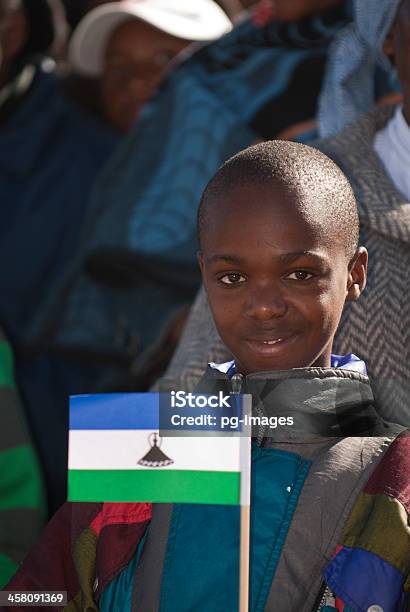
(245, 284, 288, 322)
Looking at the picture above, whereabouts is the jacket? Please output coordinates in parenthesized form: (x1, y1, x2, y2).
(0, 62, 117, 342)
(5, 364, 410, 611)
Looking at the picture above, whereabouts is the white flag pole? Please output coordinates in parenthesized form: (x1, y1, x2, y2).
(239, 504, 250, 612)
(239, 394, 252, 612)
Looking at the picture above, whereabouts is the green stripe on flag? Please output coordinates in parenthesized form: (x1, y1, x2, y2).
(0, 341, 15, 389)
(68, 470, 240, 505)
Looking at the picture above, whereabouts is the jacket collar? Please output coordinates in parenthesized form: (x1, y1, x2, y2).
(209, 353, 367, 377)
(200, 359, 393, 442)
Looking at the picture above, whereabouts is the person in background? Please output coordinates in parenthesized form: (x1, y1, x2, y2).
(0, 0, 64, 108)
(314, 0, 410, 421)
(0, 0, 118, 339)
(0, 328, 46, 588)
(0, 0, 119, 514)
(67, 0, 232, 132)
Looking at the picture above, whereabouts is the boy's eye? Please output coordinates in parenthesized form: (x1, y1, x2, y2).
(285, 270, 314, 281)
(219, 273, 246, 285)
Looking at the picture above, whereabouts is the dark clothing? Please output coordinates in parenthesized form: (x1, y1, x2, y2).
(0, 331, 46, 588)
(0, 62, 117, 342)
(0, 61, 118, 512)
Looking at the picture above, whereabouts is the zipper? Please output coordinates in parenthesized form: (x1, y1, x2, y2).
(230, 372, 244, 394)
(312, 583, 336, 611)
(312, 582, 327, 612)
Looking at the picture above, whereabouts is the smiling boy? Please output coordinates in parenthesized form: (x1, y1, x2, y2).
(151, 141, 407, 611)
(197, 142, 367, 374)
(5, 142, 410, 612)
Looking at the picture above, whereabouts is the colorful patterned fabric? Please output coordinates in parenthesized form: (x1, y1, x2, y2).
(100, 445, 311, 612)
(315, 106, 410, 426)
(324, 433, 410, 611)
(5, 502, 151, 610)
(160, 447, 310, 612)
(0, 333, 46, 588)
(5, 389, 408, 610)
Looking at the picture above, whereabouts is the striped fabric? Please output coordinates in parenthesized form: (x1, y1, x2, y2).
(324, 433, 410, 610)
(318, 0, 401, 137)
(316, 105, 410, 427)
(0, 332, 46, 587)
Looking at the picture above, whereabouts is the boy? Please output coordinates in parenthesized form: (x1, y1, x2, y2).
(5, 142, 409, 611)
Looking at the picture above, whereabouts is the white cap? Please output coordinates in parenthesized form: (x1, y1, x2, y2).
(69, 0, 232, 76)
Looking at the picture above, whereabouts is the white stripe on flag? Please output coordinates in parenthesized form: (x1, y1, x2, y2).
(69, 430, 241, 472)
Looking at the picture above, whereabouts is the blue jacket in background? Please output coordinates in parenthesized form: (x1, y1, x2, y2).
(0, 62, 118, 342)
(0, 61, 118, 513)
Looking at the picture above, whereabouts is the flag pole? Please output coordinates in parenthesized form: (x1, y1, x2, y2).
(230, 376, 251, 612)
(239, 504, 250, 611)
(238, 392, 252, 612)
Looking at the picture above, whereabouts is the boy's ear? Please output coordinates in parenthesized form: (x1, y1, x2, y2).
(346, 247, 368, 303)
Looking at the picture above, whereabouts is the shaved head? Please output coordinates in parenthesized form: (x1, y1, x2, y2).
(198, 140, 359, 258)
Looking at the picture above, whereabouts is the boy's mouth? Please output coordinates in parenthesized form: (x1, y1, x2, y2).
(245, 334, 296, 358)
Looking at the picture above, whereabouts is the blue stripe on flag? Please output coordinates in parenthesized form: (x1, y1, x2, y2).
(70, 393, 159, 430)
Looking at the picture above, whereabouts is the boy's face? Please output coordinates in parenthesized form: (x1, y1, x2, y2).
(199, 182, 367, 374)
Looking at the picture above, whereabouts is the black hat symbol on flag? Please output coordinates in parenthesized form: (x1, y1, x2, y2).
(138, 432, 174, 468)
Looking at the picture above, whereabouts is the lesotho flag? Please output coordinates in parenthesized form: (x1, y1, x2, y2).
(68, 392, 251, 505)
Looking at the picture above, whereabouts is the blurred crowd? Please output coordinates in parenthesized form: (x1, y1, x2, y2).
(0, 0, 408, 591)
